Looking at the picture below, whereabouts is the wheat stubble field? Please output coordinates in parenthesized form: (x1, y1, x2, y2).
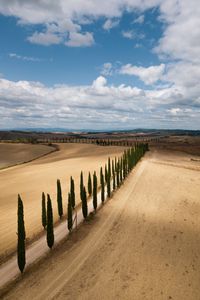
(2, 144, 200, 300)
(0, 143, 126, 261)
(0, 143, 55, 169)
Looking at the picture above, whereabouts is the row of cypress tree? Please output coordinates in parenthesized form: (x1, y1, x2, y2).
(17, 142, 148, 273)
(41, 137, 151, 147)
(77, 143, 148, 220)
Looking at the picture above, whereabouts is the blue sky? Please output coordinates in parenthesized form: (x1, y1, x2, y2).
(0, 1, 199, 130)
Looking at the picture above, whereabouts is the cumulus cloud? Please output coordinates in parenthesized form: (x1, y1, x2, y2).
(122, 29, 145, 40)
(0, 75, 148, 129)
(133, 15, 145, 24)
(65, 31, 94, 47)
(0, 74, 199, 130)
(0, 0, 200, 128)
(92, 76, 107, 89)
(120, 64, 165, 85)
(155, 0, 200, 63)
(103, 19, 119, 31)
(100, 63, 113, 76)
(27, 31, 62, 46)
(0, 0, 199, 59)
(0, 0, 157, 47)
(122, 30, 136, 40)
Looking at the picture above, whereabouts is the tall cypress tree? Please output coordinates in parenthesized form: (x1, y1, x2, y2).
(81, 186, 88, 219)
(41, 192, 47, 229)
(115, 157, 117, 171)
(93, 171, 97, 211)
(100, 167, 105, 203)
(80, 171, 84, 200)
(108, 157, 111, 179)
(70, 176, 75, 209)
(67, 193, 73, 232)
(123, 155, 126, 179)
(120, 158, 123, 183)
(57, 179, 63, 219)
(46, 194, 54, 249)
(105, 164, 108, 183)
(124, 150, 128, 177)
(112, 160, 116, 191)
(107, 168, 111, 198)
(116, 161, 120, 187)
(17, 194, 26, 273)
(88, 172, 92, 196)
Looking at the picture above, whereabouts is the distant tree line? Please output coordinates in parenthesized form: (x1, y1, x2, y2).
(17, 142, 148, 272)
(38, 137, 152, 146)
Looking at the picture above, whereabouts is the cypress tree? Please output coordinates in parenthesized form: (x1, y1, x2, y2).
(93, 171, 97, 211)
(80, 171, 84, 200)
(108, 157, 111, 179)
(105, 164, 108, 183)
(57, 179, 63, 219)
(118, 159, 121, 184)
(81, 186, 88, 219)
(116, 161, 120, 187)
(120, 158, 123, 183)
(112, 160, 116, 190)
(122, 155, 125, 179)
(125, 151, 128, 176)
(46, 194, 54, 249)
(17, 194, 26, 273)
(115, 157, 117, 171)
(41, 192, 47, 229)
(121, 156, 124, 181)
(70, 176, 75, 210)
(67, 193, 73, 232)
(107, 167, 111, 198)
(127, 150, 130, 173)
(100, 167, 105, 203)
(88, 172, 92, 196)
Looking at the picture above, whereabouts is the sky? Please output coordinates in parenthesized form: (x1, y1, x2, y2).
(0, 0, 199, 130)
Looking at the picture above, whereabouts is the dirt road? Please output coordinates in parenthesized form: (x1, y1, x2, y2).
(2, 149, 200, 300)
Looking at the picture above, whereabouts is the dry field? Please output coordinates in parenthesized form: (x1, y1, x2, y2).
(2, 146, 200, 300)
(0, 143, 126, 261)
(150, 135, 200, 156)
(0, 143, 55, 169)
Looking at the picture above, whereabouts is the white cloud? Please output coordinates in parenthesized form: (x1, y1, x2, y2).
(9, 53, 42, 62)
(167, 108, 195, 120)
(103, 19, 119, 31)
(133, 15, 144, 24)
(1, 0, 199, 60)
(155, 0, 200, 63)
(120, 64, 165, 85)
(134, 43, 142, 48)
(122, 29, 145, 40)
(0, 75, 148, 129)
(65, 31, 94, 47)
(101, 63, 113, 76)
(0, 74, 199, 130)
(122, 30, 136, 40)
(92, 76, 107, 89)
(0, 0, 200, 129)
(27, 31, 62, 46)
(0, 0, 157, 48)
(168, 108, 182, 116)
